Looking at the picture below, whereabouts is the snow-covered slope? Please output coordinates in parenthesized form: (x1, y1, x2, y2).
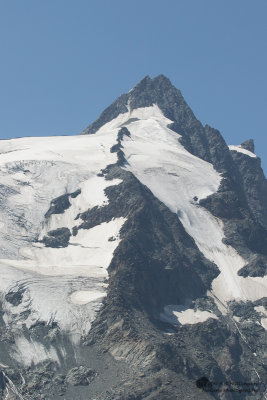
(1, 104, 266, 356)
(116, 105, 267, 324)
(0, 133, 126, 363)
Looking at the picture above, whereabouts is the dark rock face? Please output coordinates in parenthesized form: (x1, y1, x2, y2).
(240, 139, 255, 153)
(5, 291, 23, 306)
(238, 254, 267, 277)
(74, 164, 218, 317)
(81, 93, 129, 135)
(83, 166, 266, 400)
(45, 189, 81, 218)
(42, 227, 71, 247)
(203, 125, 235, 172)
(45, 193, 71, 218)
(230, 149, 267, 229)
(110, 126, 131, 166)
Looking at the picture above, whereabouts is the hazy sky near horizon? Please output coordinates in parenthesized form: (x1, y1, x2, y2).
(0, 0, 266, 174)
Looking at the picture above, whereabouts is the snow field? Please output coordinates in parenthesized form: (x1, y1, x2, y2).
(0, 131, 126, 364)
(114, 105, 267, 326)
(2, 218, 126, 278)
(41, 175, 122, 233)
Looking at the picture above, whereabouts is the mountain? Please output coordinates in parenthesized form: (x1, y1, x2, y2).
(0, 75, 266, 399)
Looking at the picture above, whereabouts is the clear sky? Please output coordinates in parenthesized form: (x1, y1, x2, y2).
(0, 0, 266, 174)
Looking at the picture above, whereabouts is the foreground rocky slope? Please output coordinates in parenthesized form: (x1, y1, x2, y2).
(0, 75, 266, 399)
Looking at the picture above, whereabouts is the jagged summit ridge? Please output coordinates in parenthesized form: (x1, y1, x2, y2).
(82, 75, 267, 230)
(82, 74, 197, 135)
(82, 74, 216, 169)
(240, 139, 255, 153)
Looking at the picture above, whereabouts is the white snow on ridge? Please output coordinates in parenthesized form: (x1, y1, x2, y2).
(116, 104, 267, 325)
(228, 145, 257, 158)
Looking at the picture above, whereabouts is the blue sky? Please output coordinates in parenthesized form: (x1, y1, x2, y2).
(0, 0, 266, 174)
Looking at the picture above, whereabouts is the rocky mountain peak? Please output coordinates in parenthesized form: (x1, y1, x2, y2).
(0, 76, 267, 400)
(128, 74, 177, 105)
(128, 74, 188, 116)
(240, 139, 255, 153)
(81, 74, 196, 135)
(82, 76, 267, 230)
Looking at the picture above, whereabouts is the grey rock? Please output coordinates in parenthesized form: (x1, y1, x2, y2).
(42, 227, 71, 248)
(65, 366, 96, 386)
(45, 189, 81, 218)
(240, 139, 255, 153)
(238, 254, 267, 277)
(5, 291, 23, 307)
(230, 148, 267, 229)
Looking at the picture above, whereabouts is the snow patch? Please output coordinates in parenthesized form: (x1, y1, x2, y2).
(261, 318, 267, 330)
(160, 305, 218, 325)
(70, 290, 106, 305)
(229, 145, 257, 158)
(254, 306, 267, 330)
(254, 305, 267, 315)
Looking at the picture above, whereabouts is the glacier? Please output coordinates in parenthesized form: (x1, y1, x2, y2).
(0, 133, 126, 363)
